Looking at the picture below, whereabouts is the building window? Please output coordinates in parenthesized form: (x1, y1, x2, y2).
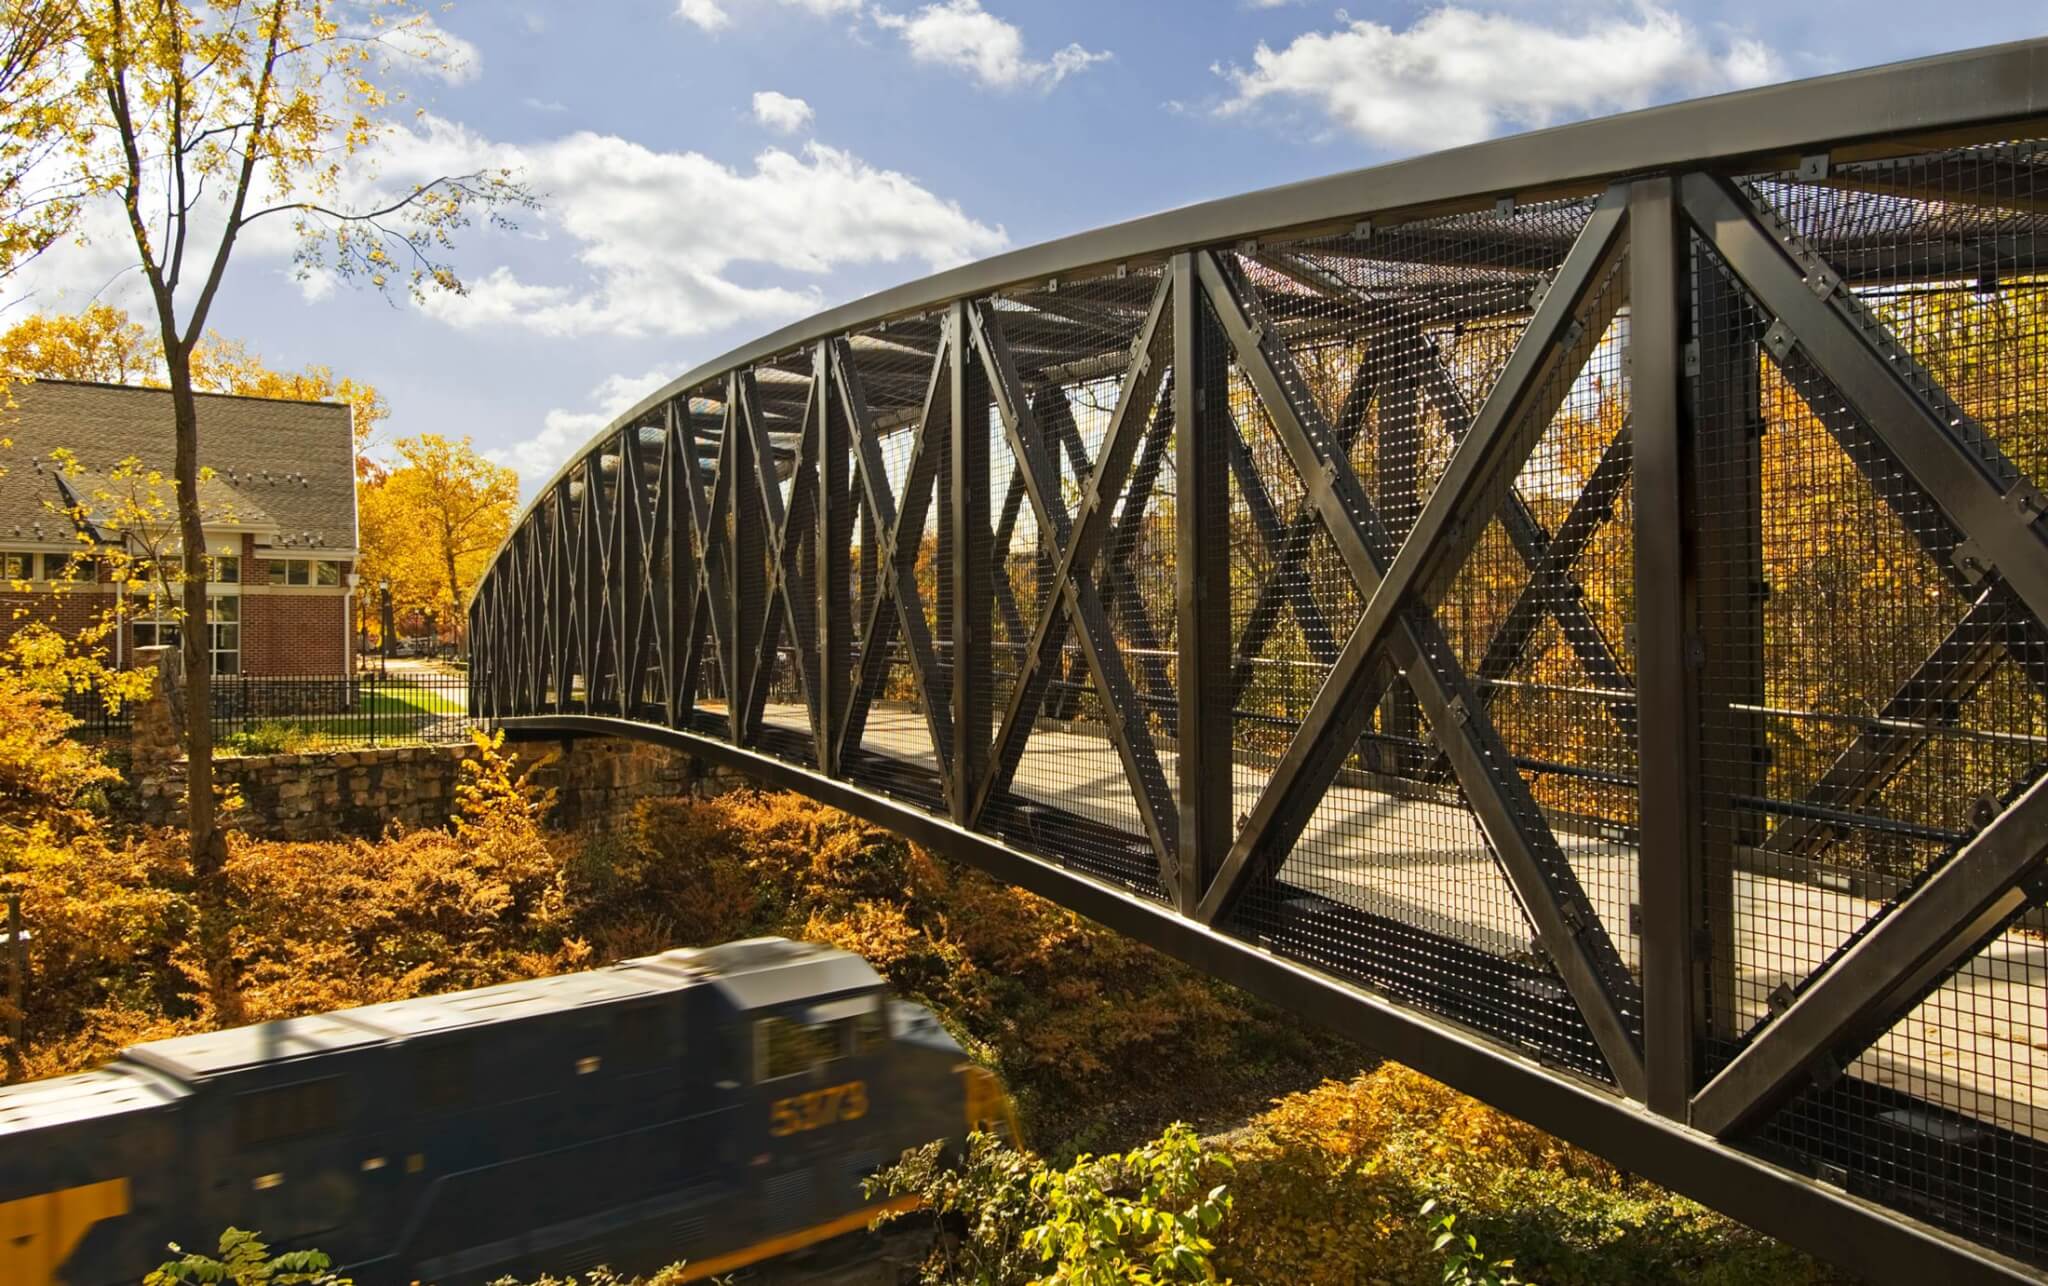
(133, 595, 239, 674)
(213, 554, 239, 584)
(132, 617, 178, 650)
(267, 558, 340, 587)
(1, 552, 29, 580)
(211, 594, 240, 676)
(43, 552, 93, 581)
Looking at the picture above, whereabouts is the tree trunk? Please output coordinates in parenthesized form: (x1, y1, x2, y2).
(167, 342, 241, 1023)
(443, 523, 466, 659)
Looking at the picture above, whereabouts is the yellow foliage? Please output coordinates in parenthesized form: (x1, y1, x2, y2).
(0, 655, 123, 834)
(455, 728, 559, 840)
(5, 711, 581, 1079)
(187, 331, 390, 450)
(357, 433, 519, 641)
(1215, 1066, 1837, 1285)
(0, 306, 389, 450)
(0, 303, 156, 384)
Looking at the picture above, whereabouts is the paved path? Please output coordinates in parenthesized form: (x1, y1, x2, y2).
(758, 701, 2045, 1142)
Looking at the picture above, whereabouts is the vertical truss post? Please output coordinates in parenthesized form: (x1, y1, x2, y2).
(466, 594, 483, 715)
(578, 458, 604, 710)
(549, 480, 571, 712)
(817, 341, 853, 776)
(1692, 229, 1763, 1042)
(729, 373, 767, 744)
(1175, 253, 1231, 916)
(1632, 176, 1704, 1118)
(663, 405, 692, 726)
(1378, 329, 1423, 769)
(951, 301, 992, 822)
(936, 344, 957, 724)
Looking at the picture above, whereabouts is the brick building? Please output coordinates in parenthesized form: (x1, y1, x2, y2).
(0, 379, 358, 675)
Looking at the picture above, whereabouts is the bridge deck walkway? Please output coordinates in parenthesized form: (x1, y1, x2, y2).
(753, 701, 2046, 1144)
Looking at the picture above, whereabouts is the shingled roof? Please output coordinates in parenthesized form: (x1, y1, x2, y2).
(0, 379, 356, 552)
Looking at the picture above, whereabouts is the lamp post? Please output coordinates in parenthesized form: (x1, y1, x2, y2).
(378, 577, 393, 678)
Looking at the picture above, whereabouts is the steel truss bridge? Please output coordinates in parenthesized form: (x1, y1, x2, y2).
(471, 42, 2048, 1283)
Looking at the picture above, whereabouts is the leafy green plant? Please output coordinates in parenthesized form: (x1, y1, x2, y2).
(219, 721, 316, 757)
(867, 1131, 1050, 1285)
(145, 1228, 348, 1286)
(1425, 1199, 1525, 1286)
(870, 1124, 1232, 1286)
(1022, 1123, 1233, 1285)
(485, 1267, 728, 1285)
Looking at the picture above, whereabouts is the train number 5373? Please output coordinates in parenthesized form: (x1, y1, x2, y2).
(770, 1081, 869, 1136)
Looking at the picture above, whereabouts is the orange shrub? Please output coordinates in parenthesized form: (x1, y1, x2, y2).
(1217, 1066, 1839, 1285)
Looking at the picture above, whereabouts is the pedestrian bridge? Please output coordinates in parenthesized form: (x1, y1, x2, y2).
(469, 41, 2048, 1284)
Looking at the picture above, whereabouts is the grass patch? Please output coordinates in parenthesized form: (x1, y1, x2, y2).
(217, 683, 466, 752)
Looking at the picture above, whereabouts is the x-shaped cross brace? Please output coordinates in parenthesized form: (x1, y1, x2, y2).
(965, 280, 1181, 894)
(831, 333, 958, 800)
(733, 370, 827, 754)
(1191, 198, 1646, 1096)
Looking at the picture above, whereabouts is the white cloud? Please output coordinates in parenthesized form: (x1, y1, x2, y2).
(874, 0, 1108, 90)
(491, 369, 675, 491)
(1218, 5, 1781, 149)
(9, 95, 1004, 351)
(752, 90, 815, 133)
(676, 0, 732, 30)
(676, 0, 866, 32)
(1720, 38, 1777, 88)
(373, 13, 482, 85)
(523, 97, 567, 113)
(397, 121, 1006, 339)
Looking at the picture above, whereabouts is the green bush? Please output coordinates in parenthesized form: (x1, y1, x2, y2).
(219, 721, 318, 756)
(146, 1228, 348, 1286)
(869, 1124, 1232, 1285)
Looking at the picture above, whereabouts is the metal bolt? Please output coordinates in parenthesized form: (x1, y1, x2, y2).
(1969, 793, 2002, 832)
(1763, 319, 1796, 361)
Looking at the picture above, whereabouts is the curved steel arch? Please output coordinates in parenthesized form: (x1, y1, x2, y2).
(472, 41, 2048, 1284)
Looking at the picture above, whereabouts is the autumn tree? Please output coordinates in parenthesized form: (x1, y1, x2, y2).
(359, 433, 516, 655)
(0, 1, 76, 289)
(188, 330, 390, 455)
(0, 302, 157, 383)
(23, 0, 532, 1018)
(0, 304, 391, 454)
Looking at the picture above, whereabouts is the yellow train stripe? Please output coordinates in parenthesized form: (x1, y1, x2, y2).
(0, 1177, 131, 1286)
(676, 1193, 921, 1282)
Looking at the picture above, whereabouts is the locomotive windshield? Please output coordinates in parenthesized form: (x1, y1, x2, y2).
(752, 995, 887, 1081)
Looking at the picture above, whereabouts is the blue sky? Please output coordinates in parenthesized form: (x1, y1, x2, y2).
(15, 0, 2046, 495)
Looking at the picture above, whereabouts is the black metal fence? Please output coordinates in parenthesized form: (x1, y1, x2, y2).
(64, 670, 482, 752)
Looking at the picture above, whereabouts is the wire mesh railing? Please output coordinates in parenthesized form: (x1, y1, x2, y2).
(462, 45, 2048, 1283)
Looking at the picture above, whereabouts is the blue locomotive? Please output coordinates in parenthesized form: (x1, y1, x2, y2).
(0, 937, 1015, 1284)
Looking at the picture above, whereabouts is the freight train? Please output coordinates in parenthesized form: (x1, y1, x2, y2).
(0, 937, 1016, 1284)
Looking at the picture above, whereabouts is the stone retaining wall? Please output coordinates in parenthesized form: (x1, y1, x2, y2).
(136, 737, 728, 840)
